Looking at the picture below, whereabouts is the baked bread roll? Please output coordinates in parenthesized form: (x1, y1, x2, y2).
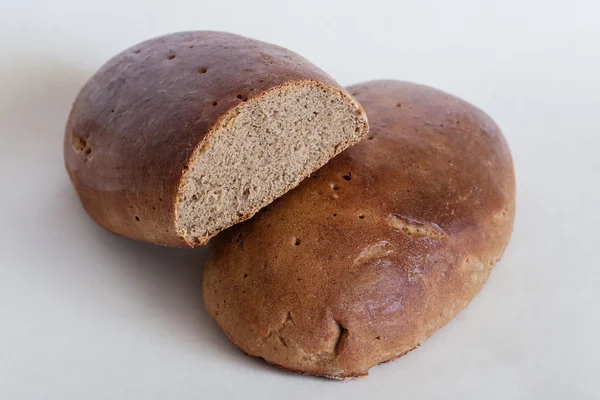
(203, 80, 515, 379)
(64, 31, 368, 247)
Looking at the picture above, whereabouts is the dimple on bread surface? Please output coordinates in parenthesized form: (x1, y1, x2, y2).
(203, 80, 515, 379)
(64, 31, 368, 247)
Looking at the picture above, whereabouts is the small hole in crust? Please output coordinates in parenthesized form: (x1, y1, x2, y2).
(343, 175, 351, 181)
(293, 238, 301, 246)
(72, 134, 92, 155)
(359, 214, 365, 219)
(331, 184, 340, 191)
(212, 101, 218, 106)
(188, 45, 194, 48)
(198, 67, 207, 74)
(167, 54, 176, 60)
(235, 234, 244, 248)
(133, 49, 141, 54)
(396, 102, 402, 107)
(375, 336, 381, 340)
(135, 216, 140, 222)
(243, 273, 248, 279)
(333, 213, 337, 217)
(368, 136, 374, 140)
(237, 94, 248, 102)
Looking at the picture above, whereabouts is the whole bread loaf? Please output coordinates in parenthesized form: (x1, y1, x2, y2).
(65, 31, 368, 246)
(203, 80, 515, 379)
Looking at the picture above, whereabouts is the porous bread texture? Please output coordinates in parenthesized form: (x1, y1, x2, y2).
(176, 82, 367, 244)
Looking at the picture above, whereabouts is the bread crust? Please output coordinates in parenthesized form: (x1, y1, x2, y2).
(203, 80, 515, 379)
(64, 31, 365, 246)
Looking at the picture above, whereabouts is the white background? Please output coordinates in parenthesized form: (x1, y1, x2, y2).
(1, 0, 599, 399)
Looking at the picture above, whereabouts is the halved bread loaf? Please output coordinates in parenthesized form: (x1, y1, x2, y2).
(65, 31, 368, 246)
(203, 80, 515, 379)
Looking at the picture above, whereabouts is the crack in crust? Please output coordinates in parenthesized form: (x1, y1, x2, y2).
(388, 214, 446, 238)
(333, 319, 348, 356)
(354, 241, 395, 266)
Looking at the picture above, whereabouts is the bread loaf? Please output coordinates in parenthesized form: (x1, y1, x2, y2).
(203, 80, 515, 379)
(65, 31, 368, 246)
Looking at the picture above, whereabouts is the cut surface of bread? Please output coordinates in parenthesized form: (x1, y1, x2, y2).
(64, 31, 368, 247)
(177, 81, 365, 244)
(203, 80, 516, 379)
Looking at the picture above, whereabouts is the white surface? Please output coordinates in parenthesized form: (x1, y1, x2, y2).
(1, 0, 599, 398)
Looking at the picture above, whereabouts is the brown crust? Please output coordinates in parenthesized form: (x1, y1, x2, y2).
(64, 31, 364, 247)
(263, 344, 418, 380)
(225, 318, 418, 380)
(203, 80, 516, 379)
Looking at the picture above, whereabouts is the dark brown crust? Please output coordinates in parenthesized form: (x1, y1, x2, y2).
(203, 80, 516, 379)
(64, 31, 362, 247)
